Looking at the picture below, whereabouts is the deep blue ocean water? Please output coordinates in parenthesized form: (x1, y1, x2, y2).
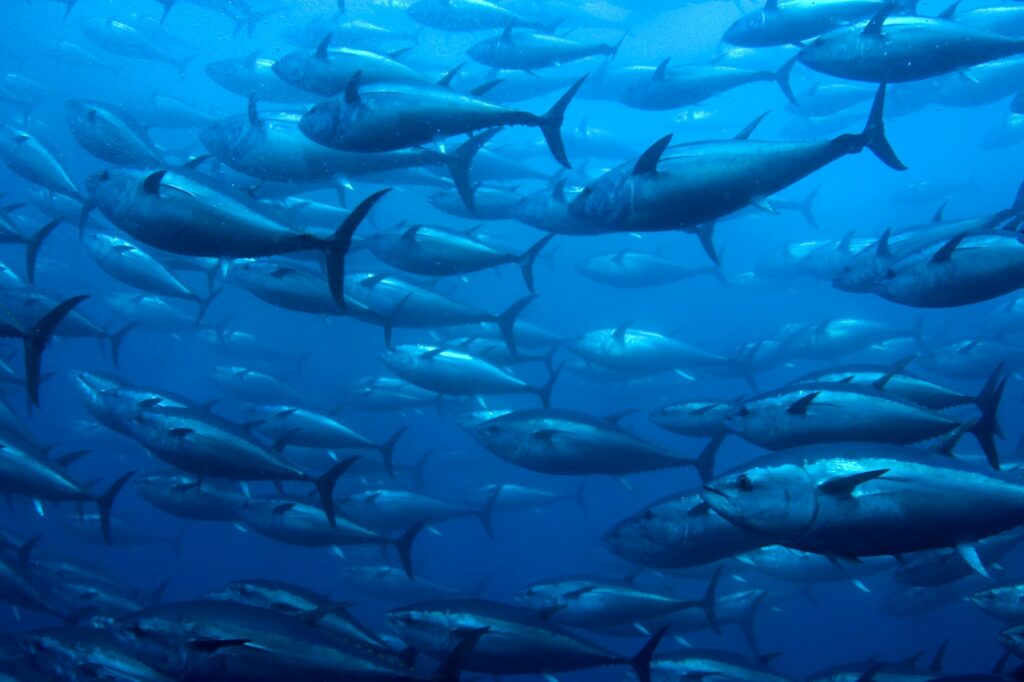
(0, 0, 1021, 680)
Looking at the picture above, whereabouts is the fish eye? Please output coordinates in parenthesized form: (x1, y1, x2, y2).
(884, 269, 896, 279)
(737, 405, 749, 417)
(641, 509, 655, 520)
(737, 474, 754, 492)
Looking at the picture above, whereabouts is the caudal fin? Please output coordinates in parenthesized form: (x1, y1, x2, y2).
(0, 294, 89, 407)
(692, 433, 725, 483)
(108, 323, 138, 367)
(195, 287, 222, 326)
(314, 455, 361, 528)
(630, 625, 669, 682)
(538, 76, 588, 168)
(494, 294, 537, 356)
(96, 471, 135, 544)
(477, 483, 503, 540)
(394, 522, 425, 580)
(533, 362, 563, 409)
(517, 234, 555, 293)
(775, 56, 797, 104)
(443, 129, 500, 214)
(378, 426, 408, 478)
(25, 219, 61, 284)
(969, 364, 1007, 470)
(860, 85, 907, 170)
(433, 627, 490, 682)
(325, 189, 390, 308)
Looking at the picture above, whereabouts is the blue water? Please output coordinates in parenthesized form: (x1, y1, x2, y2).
(0, 0, 1021, 680)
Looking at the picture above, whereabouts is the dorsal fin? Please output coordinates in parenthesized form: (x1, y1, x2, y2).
(875, 228, 891, 259)
(401, 224, 424, 241)
(470, 78, 503, 97)
(653, 57, 670, 81)
(838, 230, 855, 252)
(344, 71, 362, 106)
(272, 502, 295, 514)
(633, 134, 673, 175)
(863, 6, 891, 34)
(316, 34, 332, 59)
(930, 232, 969, 263)
(247, 95, 262, 129)
(735, 111, 770, 140)
(388, 46, 414, 61)
(786, 391, 819, 415)
(500, 24, 513, 44)
(931, 201, 947, 222)
(938, 0, 960, 19)
(551, 179, 566, 202)
(613, 321, 630, 341)
(818, 468, 889, 495)
(143, 170, 166, 196)
(421, 347, 445, 359)
(437, 63, 464, 88)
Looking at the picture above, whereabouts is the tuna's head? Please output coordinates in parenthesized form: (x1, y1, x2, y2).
(797, 30, 855, 74)
(725, 389, 814, 446)
(299, 99, 350, 147)
(469, 419, 522, 461)
(969, 585, 1021, 615)
(199, 118, 249, 161)
(65, 99, 101, 132)
(113, 610, 191, 677)
(271, 52, 316, 91)
(513, 584, 560, 611)
(702, 461, 817, 540)
(833, 253, 885, 293)
(203, 58, 240, 91)
(568, 169, 634, 227)
(385, 606, 459, 653)
(602, 510, 660, 562)
(1000, 626, 1024, 658)
(380, 347, 416, 375)
(722, 11, 770, 46)
(85, 167, 139, 222)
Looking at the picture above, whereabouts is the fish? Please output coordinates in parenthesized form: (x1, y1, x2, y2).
(467, 27, 622, 71)
(85, 167, 387, 307)
(469, 409, 718, 478)
(569, 85, 903, 261)
(798, 9, 1024, 83)
(723, 369, 1006, 468)
(65, 99, 162, 167)
(703, 442, 1024, 560)
(386, 598, 667, 681)
(299, 73, 587, 168)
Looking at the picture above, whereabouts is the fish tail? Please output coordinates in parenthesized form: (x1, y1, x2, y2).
(859, 84, 907, 170)
(494, 294, 537, 356)
(378, 426, 408, 478)
(95, 471, 136, 544)
(0, 294, 90, 407)
(442, 128, 500, 215)
(776, 55, 798, 104)
(24, 218, 62, 285)
(517, 234, 556, 293)
(108, 322, 138, 367)
(394, 522, 425, 580)
(630, 624, 669, 682)
(969, 364, 1008, 470)
(538, 76, 588, 168)
(324, 189, 390, 308)
(477, 483, 503, 540)
(314, 455, 361, 528)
